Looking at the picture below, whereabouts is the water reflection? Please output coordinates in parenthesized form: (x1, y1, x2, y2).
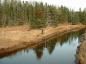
(33, 30, 84, 59)
(0, 29, 85, 64)
(34, 45, 44, 59)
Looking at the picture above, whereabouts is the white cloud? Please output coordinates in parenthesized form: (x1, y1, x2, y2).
(22, 0, 86, 11)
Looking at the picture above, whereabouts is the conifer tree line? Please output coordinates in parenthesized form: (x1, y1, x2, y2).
(0, 0, 86, 28)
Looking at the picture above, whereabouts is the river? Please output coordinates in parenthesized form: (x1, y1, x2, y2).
(0, 29, 85, 64)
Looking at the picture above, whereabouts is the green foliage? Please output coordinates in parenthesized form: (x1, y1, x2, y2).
(0, 0, 86, 28)
(57, 6, 69, 23)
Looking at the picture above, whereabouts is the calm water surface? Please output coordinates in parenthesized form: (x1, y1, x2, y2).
(0, 29, 85, 64)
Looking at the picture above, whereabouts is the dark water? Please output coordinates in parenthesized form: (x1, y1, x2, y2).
(0, 29, 85, 64)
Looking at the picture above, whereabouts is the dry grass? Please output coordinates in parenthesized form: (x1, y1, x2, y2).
(0, 24, 85, 52)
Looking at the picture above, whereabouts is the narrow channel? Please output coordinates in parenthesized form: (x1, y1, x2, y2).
(0, 29, 85, 64)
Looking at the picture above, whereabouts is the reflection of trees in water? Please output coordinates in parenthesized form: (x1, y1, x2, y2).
(46, 37, 57, 54)
(59, 32, 79, 46)
(59, 29, 86, 46)
(33, 37, 58, 59)
(32, 29, 85, 59)
(33, 44, 44, 59)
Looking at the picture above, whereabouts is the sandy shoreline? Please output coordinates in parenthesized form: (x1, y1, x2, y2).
(0, 24, 85, 56)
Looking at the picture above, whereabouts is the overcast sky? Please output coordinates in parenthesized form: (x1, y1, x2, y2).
(21, 0, 86, 11)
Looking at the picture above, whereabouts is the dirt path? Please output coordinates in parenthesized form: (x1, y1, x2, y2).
(0, 24, 85, 55)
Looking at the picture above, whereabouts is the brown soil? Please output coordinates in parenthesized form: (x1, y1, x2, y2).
(0, 24, 85, 55)
(77, 33, 86, 64)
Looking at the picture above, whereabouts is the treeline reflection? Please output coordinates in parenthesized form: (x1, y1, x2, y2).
(32, 29, 85, 59)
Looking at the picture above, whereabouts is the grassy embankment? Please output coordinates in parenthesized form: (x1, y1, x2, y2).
(0, 24, 85, 55)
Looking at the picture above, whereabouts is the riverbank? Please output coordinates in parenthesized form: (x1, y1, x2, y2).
(77, 32, 86, 64)
(0, 24, 85, 55)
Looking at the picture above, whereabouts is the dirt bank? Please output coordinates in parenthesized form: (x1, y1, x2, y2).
(0, 24, 85, 55)
(77, 33, 86, 64)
